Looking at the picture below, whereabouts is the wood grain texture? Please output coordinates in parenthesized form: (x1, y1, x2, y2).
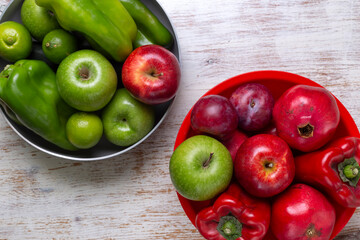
(0, 0, 360, 239)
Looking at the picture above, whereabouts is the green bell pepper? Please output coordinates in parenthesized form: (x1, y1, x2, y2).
(120, 0, 174, 48)
(0, 60, 77, 151)
(35, 0, 137, 62)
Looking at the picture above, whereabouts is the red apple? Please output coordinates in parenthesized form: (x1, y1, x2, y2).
(273, 84, 340, 152)
(234, 134, 295, 198)
(121, 45, 181, 105)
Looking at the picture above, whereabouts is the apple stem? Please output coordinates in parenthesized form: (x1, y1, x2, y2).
(203, 152, 214, 168)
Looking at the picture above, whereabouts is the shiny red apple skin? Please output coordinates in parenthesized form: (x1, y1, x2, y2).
(234, 134, 295, 198)
(273, 84, 340, 152)
(221, 129, 247, 161)
(190, 95, 238, 138)
(122, 45, 181, 105)
(271, 183, 336, 240)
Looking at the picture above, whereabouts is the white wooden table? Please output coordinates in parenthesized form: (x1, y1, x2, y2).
(0, 0, 360, 239)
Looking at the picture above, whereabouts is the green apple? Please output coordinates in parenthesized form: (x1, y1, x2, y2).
(56, 49, 117, 112)
(102, 88, 155, 147)
(21, 0, 60, 41)
(169, 135, 233, 201)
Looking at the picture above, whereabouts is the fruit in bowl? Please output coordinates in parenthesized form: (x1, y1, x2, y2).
(56, 49, 118, 112)
(122, 44, 181, 105)
(234, 134, 295, 198)
(171, 71, 360, 239)
(169, 135, 233, 201)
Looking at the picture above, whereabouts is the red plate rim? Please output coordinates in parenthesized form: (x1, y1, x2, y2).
(173, 70, 359, 239)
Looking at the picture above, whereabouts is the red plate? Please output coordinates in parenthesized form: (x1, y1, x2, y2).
(174, 70, 359, 239)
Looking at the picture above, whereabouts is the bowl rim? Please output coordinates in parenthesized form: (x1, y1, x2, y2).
(173, 70, 359, 239)
(0, 0, 182, 161)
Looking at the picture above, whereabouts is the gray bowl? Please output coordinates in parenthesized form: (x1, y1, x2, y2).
(0, 0, 180, 161)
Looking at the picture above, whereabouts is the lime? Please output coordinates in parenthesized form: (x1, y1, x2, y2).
(66, 112, 103, 149)
(42, 29, 78, 64)
(0, 21, 32, 62)
(21, 0, 60, 41)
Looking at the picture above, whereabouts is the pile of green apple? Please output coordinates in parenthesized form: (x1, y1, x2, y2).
(0, 0, 181, 150)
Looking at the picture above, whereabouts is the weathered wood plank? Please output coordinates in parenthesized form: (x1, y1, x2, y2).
(0, 0, 358, 239)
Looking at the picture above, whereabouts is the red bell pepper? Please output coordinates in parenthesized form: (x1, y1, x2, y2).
(295, 136, 360, 208)
(195, 183, 271, 240)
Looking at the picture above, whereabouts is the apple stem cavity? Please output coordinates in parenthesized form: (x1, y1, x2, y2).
(265, 162, 274, 169)
(151, 72, 163, 78)
(297, 123, 314, 138)
(147, 68, 164, 78)
(217, 215, 242, 240)
(78, 66, 90, 81)
(250, 99, 255, 108)
(203, 152, 214, 168)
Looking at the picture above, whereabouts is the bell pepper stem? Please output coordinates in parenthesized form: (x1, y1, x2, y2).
(344, 165, 359, 179)
(338, 157, 360, 187)
(217, 215, 242, 240)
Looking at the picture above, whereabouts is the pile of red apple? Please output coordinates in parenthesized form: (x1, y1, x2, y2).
(169, 82, 341, 239)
